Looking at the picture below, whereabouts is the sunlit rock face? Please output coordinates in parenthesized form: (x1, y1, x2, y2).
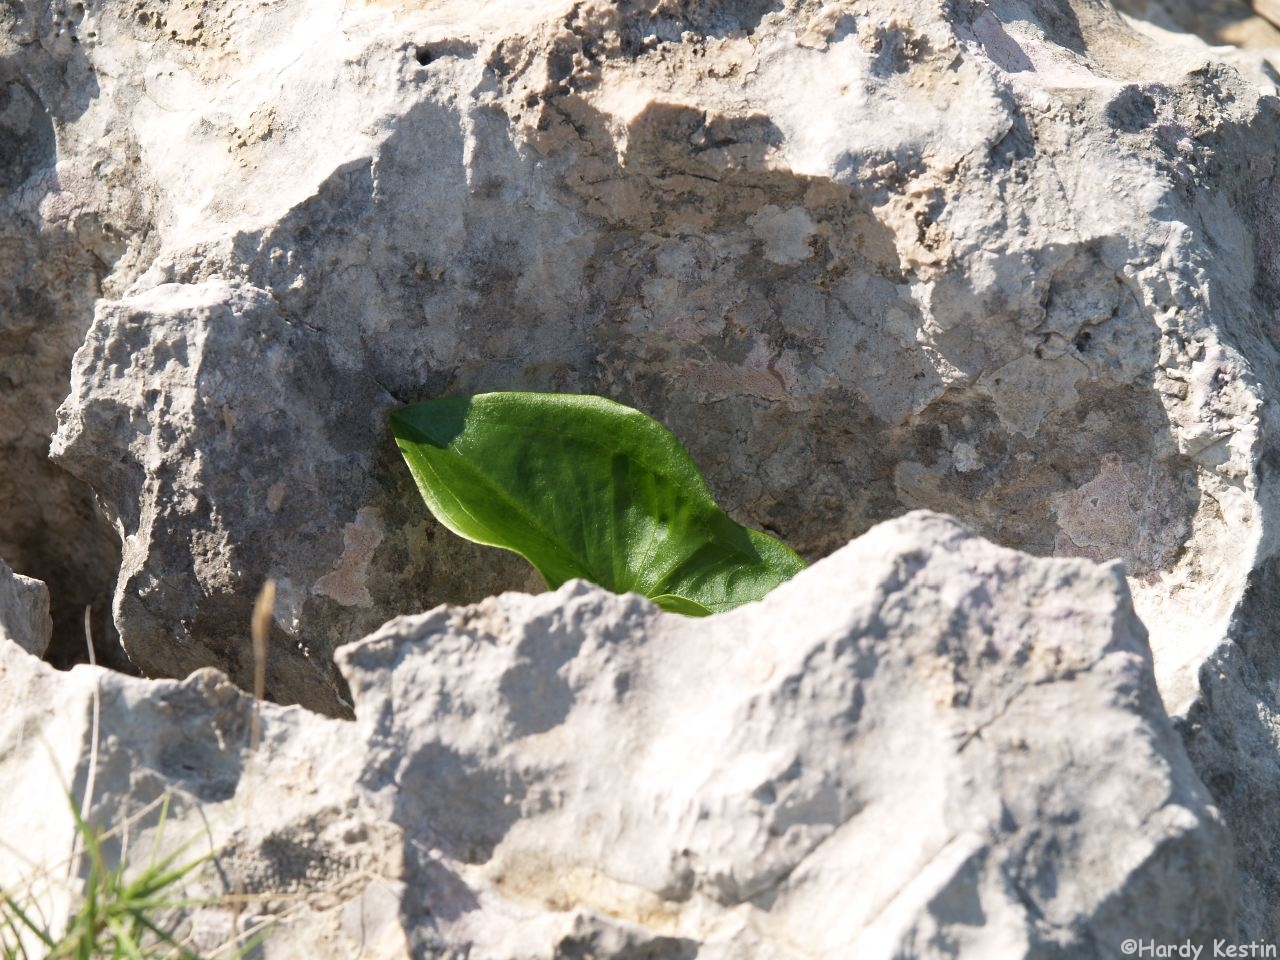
(0, 556, 50, 656)
(8, 0, 1280, 938)
(0, 515, 1238, 958)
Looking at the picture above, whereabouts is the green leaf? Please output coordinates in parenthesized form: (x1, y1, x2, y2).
(649, 594, 714, 616)
(390, 392, 806, 615)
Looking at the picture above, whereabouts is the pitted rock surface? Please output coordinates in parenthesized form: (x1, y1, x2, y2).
(20, 0, 1272, 717)
(0, 514, 1237, 958)
(7, 0, 1280, 942)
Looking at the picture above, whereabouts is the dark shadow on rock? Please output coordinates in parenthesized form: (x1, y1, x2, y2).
(991, 90, 1037, 166)
(388, 742, 527, 865)
(0, 31, 125, 672)
(1106, 85, 1162, 134)
(0, 77, 53, 189)
(595, 0, 782, 49)
(556, 925, 701, 960)
(67, 669, 252, 889)
(985, 0, 1087, 54)
(1113, 0, 1280, 49)
(1160, 68, 1280, 945)
(1179, 634, 1280, 941)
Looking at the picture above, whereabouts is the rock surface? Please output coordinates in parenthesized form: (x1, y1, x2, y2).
(25, 0, 1276, 717)
(0, 0, 126, 668)
(1116, 0, 1280, 48)
(9, 0, 1280, 943)
(0, 556, 50, 657)
(0, 515, 1237, 958)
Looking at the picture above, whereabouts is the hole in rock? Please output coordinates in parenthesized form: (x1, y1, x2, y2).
(15, 518, 123, 672)
(0, 302, 128, 671)
(411, 40, 477, 66)
(0, 365, 128, 673)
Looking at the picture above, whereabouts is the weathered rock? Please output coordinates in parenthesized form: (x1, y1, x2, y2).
(0, 555, 50, 656)
(29, 0, 1277, 713)
(0, 515, 1237, 958)
(1116, 0, 1280, 48)
(0, 0, 136, 668)
(12, 0, 1280, 940)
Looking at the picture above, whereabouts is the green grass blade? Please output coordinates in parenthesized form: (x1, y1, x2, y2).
(105, 915, 147, 960)
(126, 909, 196, 957)
(0, 893, 57, 947)
(123, 852, 213, 902)
(6, 786, 250, 960)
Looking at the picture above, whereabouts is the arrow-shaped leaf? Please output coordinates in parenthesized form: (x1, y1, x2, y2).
(389, 393, 806, 615)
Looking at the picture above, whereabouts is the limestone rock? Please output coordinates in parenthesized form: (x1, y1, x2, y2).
(1115, 0, 1280, 48)
(27, 0, 1276, 721)
(0, 556, 51, 656)
(10, 0, 1280, 940)
(0, 515, 1237, 958)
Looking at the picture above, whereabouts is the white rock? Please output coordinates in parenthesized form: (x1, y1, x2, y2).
(0, 515, 1235, 958)
(25, 0, 1273, 723)
(6, 0, 1280, 941)
(0, 557, 51, 657)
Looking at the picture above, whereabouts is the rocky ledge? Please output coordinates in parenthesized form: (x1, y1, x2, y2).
(0, 514, 1237, 958)
(5, 0, 1280, 953)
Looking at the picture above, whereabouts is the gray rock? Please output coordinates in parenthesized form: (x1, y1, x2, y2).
(0, 515, 1238, 958)
(7, 0, 1280, 940)
(1115, 0, 1280, 48)
(0, 0, 136, 668)
(0, 557, 51, 657)
(34, 0, 1271, 717)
